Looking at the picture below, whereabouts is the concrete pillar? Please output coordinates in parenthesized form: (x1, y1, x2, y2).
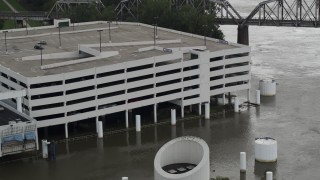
(266, 171, 273, 180)
(16, 97, 22, 112)
(240, 152, 246, 173)
(125, 110, 129, 128)
(247, 89, 251, 102)
(181, 105, 184, 118)
(65, 123, 69, 139)
(42, 140, 48, 158)
(189, 105, 192, 112)
(256, 90, 261, 105)
(198, 103, 202, 115)
(154, 104, 157, 123)
(205, 103, 210, 120)
(228, 92, 232, 105)
(135, 115, 141, 132)
(171, 109, 176, 126)
(237, 25, 249, 45)
(122, 177, 128, 180)
(98, 121, 103, 138)
(96, 117, 99, 133)
(234, 97, 240, 113)
(222, 93, 226, 105)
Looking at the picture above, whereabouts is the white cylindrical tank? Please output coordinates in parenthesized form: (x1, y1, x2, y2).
(122, 177, 128, 180)
(136, 115, 141, 132)
(259, 79, 276, 96)
(98, 121, 103, 138)
(154, 136, 210, 180)
(255, 137, 277, 162)
(205, 103, 210, 119)
(240, 152, 246, 172)
(171, 109, 176, 126)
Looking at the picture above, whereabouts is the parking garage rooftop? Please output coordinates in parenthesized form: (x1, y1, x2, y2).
(0, 22, 239, 77)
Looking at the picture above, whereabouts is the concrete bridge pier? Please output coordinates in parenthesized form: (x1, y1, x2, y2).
(237, 25, 249, 45)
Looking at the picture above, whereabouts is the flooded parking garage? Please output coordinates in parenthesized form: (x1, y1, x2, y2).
(1, 73, 320, 180)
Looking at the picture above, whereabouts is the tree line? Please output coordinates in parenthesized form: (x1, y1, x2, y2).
(13, 0, 224, 39)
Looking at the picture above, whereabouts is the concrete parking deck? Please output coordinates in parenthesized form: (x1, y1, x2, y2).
(0, 22, 237, 77)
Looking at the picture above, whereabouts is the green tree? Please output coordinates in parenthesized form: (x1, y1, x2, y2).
(139, 0, 224, 40)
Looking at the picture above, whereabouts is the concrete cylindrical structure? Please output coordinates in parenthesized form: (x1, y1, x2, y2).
(135, 115, 141, 132)
(256, 90, 261, 105)
(122, 177, 128, 180)
(259, 79, 276, 96)
(240, 152, 246, 172)
(266, 171, 273, 180)
(98, 121, 103, 138)
(154, 136, 210, 180)
(234, 97, 239, 112)
(205, 103, 210, 120)
(16, 97, 22, 112)
(255, 137, 277, 162)
(171, 109, 176, 126)
(42, 140, 48, 159)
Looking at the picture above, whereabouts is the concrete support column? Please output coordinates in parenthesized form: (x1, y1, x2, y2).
(234, 97, 240, 113)
(96, 117, 99, 133)
(154, 104, 157, 123)
(42, 140, 49, 159)
(125, 110, 129, 128)
(256, 90, 261, 105)
(222, 93, 226, 105)
(205, 103, 210, 120)
(171, 109, 176, 126)
(247, 89, 251, 102)
(135, 115, 141, 132)
(65, 123, 69, 139)
(98, 121, 103, 138)
(198, 103, 202, 115)
(181, 106, 184, 118)
(16, 97, 22, 112)
(240, 152, 246, 173)
(237, 25, 249, 45)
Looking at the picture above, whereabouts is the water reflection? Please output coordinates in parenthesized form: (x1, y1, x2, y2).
(97, 139, 104, 153)
(136, 132, 141, 146)
(240, 172, 246, 180)
(154, 126, 158, 143)
(260, 96, 276, 107)
(65, 139, 69, 154)
(171, 126, 177, 139)
(254, 161, 277, 178)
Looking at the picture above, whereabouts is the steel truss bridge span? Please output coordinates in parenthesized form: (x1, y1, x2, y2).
(214, 0, 320, 27)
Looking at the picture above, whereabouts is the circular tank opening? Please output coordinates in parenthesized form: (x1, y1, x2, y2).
(162, 163, 197, 174)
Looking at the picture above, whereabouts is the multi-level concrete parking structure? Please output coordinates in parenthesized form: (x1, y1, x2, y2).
(0, 21, 251, 137)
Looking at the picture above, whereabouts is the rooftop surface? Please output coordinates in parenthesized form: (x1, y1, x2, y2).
(0, 22, 237, 77)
